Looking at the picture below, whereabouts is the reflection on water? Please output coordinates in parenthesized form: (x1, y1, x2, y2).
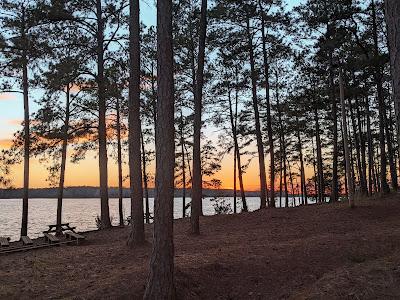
(0, 196, 313, 241)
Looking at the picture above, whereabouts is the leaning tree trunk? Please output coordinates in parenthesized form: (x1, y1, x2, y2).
(143, 0, 176, 297)
(339, 69, 355, 208)
(128, 0, 145, 245)
(191, 0, 207, 235)
(246, 15, 267, 209)
(96, 0, 111, 229)
(385, 0, 400, 190)
(21, 47, 29, 238)
(56, 85, 71, 235)
(260, 2, 275, 208)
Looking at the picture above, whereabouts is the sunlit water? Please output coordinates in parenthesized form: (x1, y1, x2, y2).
(0, 196, 313, 241)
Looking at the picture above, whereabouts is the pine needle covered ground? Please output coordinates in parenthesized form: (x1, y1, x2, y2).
(1, 195, 400, 299)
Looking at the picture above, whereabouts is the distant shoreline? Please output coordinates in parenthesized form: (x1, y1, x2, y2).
(0, 187, 273, 199)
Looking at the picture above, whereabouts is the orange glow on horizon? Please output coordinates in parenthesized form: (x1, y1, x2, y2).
(2, 150, 314, 193)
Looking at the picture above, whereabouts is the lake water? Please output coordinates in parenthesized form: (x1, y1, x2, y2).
(0, 196, 311, 241)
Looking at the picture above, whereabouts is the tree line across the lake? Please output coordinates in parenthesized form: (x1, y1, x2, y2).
(0, 0, 400, 297)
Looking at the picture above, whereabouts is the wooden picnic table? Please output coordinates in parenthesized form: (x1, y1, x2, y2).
(44, 223, 76, 234)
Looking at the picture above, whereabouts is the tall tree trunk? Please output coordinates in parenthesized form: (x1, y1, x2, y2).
(312, 138, 318, 202)
(233, 134, 237, 214)
(371, 0, 390, 194)
(191, 0, 207, 235)
(56, 93, 70, 229)
(287, 160, 295, 207)
(260, 1, 275, 208)
(296, 117, 307, 205)
(228, 89, 248, 212)
(329, 58, 339, 203)
(96, 0, 111, 229)
(355, 96, 368, 195)
(234, 67, 247, 212)
(180, 111, 186, 218)
(314, 103, 324, 203)
(56, 85, 71, 235)
(128, 0, 145, 245)
(349, 96, 363, 192)
(141, 131, 150, 224)
(366, 97, 375, 195)
(283, 146, 288, 207)
(384, 109, 398, 189)
(385, 0, 400, 185)
(277, 96, 288, 207)
(246, 15, 267, 209)
(339, 69, 355, 208)
(143, 0, 176, 297)
(279, 146, 283, 207)
(116, 98, 124, 227)
(21, 47, 29, 238)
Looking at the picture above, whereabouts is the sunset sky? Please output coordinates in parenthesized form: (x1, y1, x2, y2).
(0, 0, 303, 191)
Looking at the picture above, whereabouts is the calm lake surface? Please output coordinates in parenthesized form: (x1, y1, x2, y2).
(0, 196, 310, 241)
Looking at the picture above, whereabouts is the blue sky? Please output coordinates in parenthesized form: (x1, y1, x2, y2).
(0, 0, 302, 143)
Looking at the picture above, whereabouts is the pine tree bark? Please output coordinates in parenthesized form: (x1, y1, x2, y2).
(56, 85, 71, 235)
(20, 9, 29, 238)
(246, 15, 267, 209)
(128, 0, 145, 245)
(191, 0, 207, 235)
(385, 0, 400, 190)
(96, 0, 111, 229)
(339, 69, 355, 208)
(143, 0, 176, 297)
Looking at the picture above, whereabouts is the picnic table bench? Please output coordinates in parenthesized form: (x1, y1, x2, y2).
(21, 236, 33, 246)
(65, 231, 85, 245)
(43, 233, 60, 244)
(0, 237, 9, 247)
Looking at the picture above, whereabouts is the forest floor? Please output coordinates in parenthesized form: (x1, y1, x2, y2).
(1, 194, 400, 299)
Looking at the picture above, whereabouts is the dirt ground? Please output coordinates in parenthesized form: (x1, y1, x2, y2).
(2, 195, 400, 299)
